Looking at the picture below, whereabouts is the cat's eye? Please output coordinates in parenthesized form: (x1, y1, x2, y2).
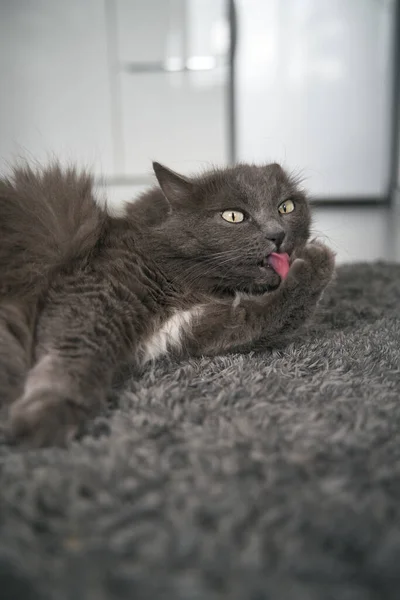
(278, 200, 295, 214)
(221, 210, 245, 223)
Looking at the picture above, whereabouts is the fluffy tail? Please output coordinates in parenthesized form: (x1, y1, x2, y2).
(0, 164, 106, 301)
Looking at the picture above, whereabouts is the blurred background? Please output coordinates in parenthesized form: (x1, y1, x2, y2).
(0, 0, 399, 263)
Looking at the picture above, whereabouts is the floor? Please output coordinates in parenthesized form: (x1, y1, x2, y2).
(2, 261, 399, 599)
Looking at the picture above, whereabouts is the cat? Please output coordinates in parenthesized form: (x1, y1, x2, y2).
(0, 161, 335, 447)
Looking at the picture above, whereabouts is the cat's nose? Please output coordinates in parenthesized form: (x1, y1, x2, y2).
(266, 229, 285, 249)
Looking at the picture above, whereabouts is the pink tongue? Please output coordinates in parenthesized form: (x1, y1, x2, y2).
(266, 252, 290, 280)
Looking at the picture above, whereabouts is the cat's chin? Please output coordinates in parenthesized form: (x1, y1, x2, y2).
(214, 272, 281, 297)
(240, 280, 281, 295)
(248, 265, 282, 294)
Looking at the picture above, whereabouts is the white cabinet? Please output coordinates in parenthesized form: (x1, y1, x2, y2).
(1, 0, 396, 201)
(0, 0, 229, 183)
(0, 0, 115, 176)
(120, 69, 227, 176)
(235, 0, 396, 198)
(115, 0, 229, 176)
(115, 0, 182, 65)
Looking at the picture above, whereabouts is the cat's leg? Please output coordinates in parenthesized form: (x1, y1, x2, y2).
(8, 274, 136, 447)
(187, 242, 335, 356)
(0, 301, 35, 407)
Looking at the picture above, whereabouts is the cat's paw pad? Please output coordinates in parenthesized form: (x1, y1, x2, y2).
(8, 390, 88, 448)
(291, 242, 335, 287)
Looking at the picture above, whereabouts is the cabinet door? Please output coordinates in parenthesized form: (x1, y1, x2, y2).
(0, 0, 114, 176)
(235, 0, 396, 198)
(116, 0, 180, 65)
(120, 69, 228, 176)
(116, 0, 229, 68)
(116, 0, 229, 176)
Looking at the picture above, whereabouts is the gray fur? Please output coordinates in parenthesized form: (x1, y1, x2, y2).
(1, 162, 334, 446)
(0, 262, 399, 599)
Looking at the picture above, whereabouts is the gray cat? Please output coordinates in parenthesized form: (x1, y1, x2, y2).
(0, 161, 335, 447)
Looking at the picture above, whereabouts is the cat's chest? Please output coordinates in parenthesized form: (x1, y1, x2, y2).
(140, 306, 203, 363)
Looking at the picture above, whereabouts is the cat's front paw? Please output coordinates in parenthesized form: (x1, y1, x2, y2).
(8, 390, 90, 448)
(287, 241, 335, 292)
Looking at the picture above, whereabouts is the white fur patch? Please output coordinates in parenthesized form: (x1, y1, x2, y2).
(232, 292, 242, 308)
(232, 291, 252, 308)
(141, 307, 203, 363)
(22, 353, 63, 397)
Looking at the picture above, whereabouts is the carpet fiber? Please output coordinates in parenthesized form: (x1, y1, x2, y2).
(1, 262, 400, 600)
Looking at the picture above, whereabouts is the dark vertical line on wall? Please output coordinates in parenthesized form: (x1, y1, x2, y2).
(181, 0, 189, 67)
(386, 0, 400, 261)
(228, 0, 237, 165)
(389, 0, 400, 205)
(104, 0, 125, 174)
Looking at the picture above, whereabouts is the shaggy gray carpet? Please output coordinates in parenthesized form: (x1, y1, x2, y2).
(1, 262, 400, 600)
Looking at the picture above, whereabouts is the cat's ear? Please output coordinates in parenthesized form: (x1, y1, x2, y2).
(153, 162, 194, 207)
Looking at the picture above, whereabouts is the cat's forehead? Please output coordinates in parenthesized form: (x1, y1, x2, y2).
(219, 164, 294, 205)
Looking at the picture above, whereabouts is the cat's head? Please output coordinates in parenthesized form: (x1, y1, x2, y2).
(149, 162, 311, 295)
